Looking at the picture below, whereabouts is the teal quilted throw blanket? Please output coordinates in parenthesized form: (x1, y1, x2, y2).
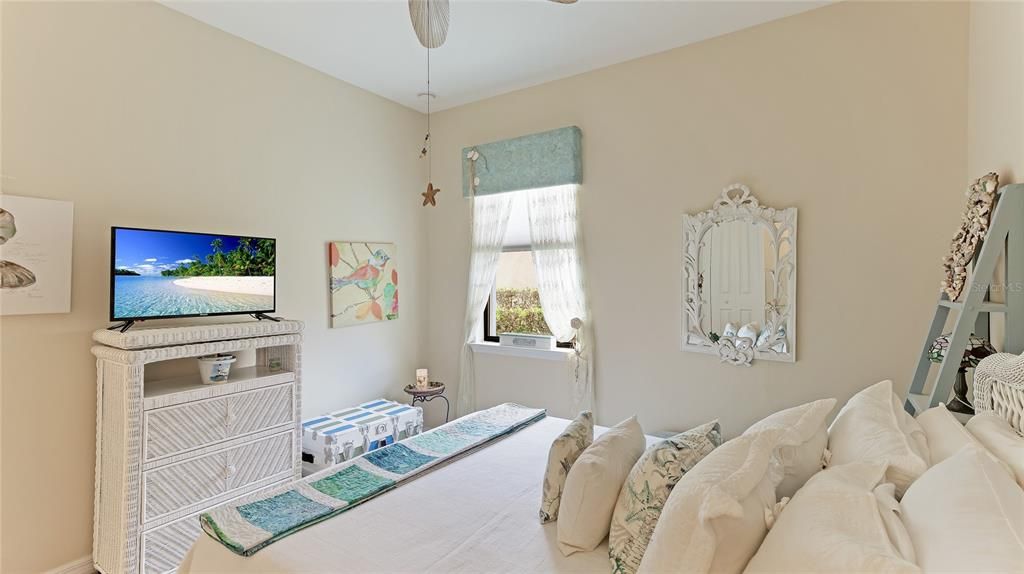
(200, 403, 546, 556)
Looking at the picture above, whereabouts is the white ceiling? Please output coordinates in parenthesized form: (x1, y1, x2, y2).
(163, 1, 827, 112)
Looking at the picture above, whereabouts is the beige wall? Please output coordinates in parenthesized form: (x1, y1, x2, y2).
(968, 1, 1024, 184)
(425, 1, 970, 433)
(0, 2, 426, 572)
(966, 1, 1023, 348)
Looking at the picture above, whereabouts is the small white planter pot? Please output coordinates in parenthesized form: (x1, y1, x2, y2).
(197, 354, 237, 384)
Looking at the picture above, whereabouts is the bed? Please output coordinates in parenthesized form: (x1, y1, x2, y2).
(182, 415, 658, 573)
(183, 375, 1024, 574)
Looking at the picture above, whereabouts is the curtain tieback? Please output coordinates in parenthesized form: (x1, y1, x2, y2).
(570, 317, 584, 385)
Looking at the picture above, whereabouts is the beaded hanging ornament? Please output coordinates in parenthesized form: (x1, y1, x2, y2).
(413, 0, 445, 207)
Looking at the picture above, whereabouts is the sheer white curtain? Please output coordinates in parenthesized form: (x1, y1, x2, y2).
(456, 193, 515, 416)
(526, 184, 595, 413)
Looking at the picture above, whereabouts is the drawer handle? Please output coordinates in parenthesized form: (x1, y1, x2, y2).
(224, 465, 237, 479)
(225, 407, 237, 426)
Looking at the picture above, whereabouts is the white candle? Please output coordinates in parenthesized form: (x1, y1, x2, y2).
(416, 368, 429, 390)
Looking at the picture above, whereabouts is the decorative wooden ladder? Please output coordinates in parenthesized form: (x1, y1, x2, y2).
(905, 183, 1024, 416)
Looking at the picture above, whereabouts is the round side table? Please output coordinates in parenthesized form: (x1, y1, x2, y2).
(403, 381, 450, 423)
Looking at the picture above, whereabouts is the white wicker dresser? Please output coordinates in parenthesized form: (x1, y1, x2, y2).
(91, 321, 304, 574)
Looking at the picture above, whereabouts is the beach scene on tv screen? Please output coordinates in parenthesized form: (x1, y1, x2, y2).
(113, 229, 274, 319)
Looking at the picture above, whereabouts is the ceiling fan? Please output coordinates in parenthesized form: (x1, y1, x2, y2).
(408, 0, 575, 49)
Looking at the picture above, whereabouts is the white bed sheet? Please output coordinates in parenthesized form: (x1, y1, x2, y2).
(183, 416, 652, 574)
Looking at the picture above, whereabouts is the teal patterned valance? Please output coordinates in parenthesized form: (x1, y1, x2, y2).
(462, 126, 582, 197)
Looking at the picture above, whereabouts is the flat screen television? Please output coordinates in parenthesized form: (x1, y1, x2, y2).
(110, 227, 276, 322)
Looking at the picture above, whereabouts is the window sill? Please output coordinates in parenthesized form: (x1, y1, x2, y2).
(469, 342, 573, 362)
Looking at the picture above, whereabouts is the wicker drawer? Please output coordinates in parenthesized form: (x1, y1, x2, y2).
(143, 431, 294, 523)
(141, 514, 202, 574)
(227, 384, 293, 438)
(226, 431, 293, 490)
(144, 450, 227, 522)
(144, 398, 230, 461)
(144, 383, 293, 462)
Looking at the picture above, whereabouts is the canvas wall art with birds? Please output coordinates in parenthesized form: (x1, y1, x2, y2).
(329, 241, 399, 327)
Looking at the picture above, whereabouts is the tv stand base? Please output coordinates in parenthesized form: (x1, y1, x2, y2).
(106, 320, 137, 333)
(250, 313, 281, 322)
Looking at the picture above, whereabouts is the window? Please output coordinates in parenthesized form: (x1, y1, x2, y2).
(483, 195, 572, 348)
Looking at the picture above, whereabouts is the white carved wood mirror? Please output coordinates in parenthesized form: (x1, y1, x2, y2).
(682, 184, 797, 366)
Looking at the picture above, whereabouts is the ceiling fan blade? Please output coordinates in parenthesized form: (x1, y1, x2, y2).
(408, 0, 450, 49)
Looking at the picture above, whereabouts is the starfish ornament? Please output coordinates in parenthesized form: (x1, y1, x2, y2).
(422, 182, 440, 207)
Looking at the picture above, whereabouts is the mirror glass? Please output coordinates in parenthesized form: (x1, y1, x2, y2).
(700, 220, 772, 334)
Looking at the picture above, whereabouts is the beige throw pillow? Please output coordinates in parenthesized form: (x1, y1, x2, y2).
(608, 420, 722, 574)
(557, 416, 645, 556)
(540, 411, 594, 523)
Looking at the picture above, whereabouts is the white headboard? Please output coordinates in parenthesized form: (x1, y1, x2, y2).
(974, 352, 1024, 434)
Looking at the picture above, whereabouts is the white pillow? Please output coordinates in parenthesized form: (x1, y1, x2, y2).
(872, 482, 917, 565)
(557, 416, 645, 556)
(901, 445, 1024, 573)
(744, 461, 919, 574)
(891, 393, 930, 459)
(637, 431, 784, 574)
(916, 404, 979, 465)
(966, 411, 1024, 487)
(540, 411, 594, 523)
(743, 398, 837, 498)
(827, 380, 929, 497)
(915, 404, 1017, 480)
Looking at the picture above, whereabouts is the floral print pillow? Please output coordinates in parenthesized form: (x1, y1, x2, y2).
(540, 411, 594, 523)
(608, 421, 722, 574)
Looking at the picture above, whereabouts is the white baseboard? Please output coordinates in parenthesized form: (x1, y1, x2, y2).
(45, 556, 94, 574)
